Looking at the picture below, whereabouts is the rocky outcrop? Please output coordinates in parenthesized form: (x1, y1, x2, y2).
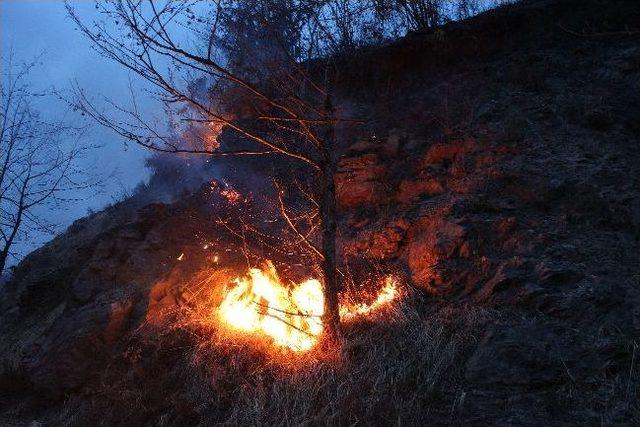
(335, 153, 388, 208)
(404, 210, 466, 293)
(343, 218, 409, 260)
(397, 176, 444, 203)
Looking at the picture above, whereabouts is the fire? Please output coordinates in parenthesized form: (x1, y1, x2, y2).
(208, 180, 243, 204)
(217, 262, 400, 352)
(220, 188, 242, 204)
(218, 262, 324, 352)
(339, 276, 399, 322)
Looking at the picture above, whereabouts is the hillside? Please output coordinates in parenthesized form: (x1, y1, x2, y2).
(1, 0, 639, 424)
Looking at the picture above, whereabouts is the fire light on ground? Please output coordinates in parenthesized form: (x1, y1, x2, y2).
(217, 262, 401, 352)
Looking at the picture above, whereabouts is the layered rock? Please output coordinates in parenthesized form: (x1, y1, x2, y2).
(335, 153, 388, 208)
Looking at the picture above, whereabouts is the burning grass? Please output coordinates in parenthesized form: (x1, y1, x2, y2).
(50, 263, 486, 425)
(217, 262, 325, 352)
(188, 261, 403, 353)
(179, 295, 485, 424)
(203, 305, 481, 425)
(50, 268, 489, 426)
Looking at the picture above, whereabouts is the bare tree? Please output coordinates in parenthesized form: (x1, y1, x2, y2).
(454, 0, 482, 20)
(304, 1, 390, 55)
(0, 56, 95, 274)
(323, 0, 363, 53)
(67, 0, 360, 337)
(396, 0, 443, 30)
(369, 0, 444, 32)
(372, 0, 491, 32)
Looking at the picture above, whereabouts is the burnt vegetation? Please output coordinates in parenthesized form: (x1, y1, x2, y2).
(1, 0, 640, 425)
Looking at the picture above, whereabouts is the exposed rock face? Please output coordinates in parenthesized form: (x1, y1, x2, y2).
(0, 203, 176, 396)
(338, 133, 493, 294)
(0, 191, 253, 398)
(331, 0, 640, 420)
(405, 214, 466, 293)
(397, 177, 444, 203)
(335, 153, 387, 208)
(343, 218, 409, 260)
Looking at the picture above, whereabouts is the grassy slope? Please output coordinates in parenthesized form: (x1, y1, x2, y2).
(1, 0, 639, 424)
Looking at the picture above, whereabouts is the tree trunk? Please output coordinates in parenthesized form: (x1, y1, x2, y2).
(0, 247, 8, 276)
(320, 162, 340, 338)
(320, 96, 340, 338)
(0, 203, 22, 276)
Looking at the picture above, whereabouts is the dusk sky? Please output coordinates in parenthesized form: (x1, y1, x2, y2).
(1, 0, 155, 265)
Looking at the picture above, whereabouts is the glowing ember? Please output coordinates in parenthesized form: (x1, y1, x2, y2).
(217, 262, 400, 352)
(220, 188, 242, 204)
(208, 180, 242, 204)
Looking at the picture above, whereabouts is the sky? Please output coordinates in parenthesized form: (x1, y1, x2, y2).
(1, 0, 155, 266)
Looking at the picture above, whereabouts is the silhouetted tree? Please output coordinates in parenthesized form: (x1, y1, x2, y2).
(0, 56, 95, 274)
(68, 0, 353, 337)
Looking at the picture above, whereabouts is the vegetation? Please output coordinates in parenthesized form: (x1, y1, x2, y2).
(1, 0, 638, 425)
(0, 55, 96, 274)
(60, 291, 491, 425)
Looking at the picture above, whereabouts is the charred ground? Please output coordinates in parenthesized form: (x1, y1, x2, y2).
(1, 0, 639, 424)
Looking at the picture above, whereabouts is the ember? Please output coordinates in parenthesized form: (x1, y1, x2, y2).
(220, 188, 242, 204)
(217, 262, 400, 352)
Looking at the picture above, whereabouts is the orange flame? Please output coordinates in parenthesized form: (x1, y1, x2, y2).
(339, 276, 399, 322)
(218, 262, 324, 352)
(218, 262, 400, 352)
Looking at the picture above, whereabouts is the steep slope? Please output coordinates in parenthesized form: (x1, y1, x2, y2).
(1, 0, 639, 424)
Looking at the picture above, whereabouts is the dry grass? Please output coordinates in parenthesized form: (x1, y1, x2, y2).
(53, 283, 489, 426)
(192, 297, 488, 426)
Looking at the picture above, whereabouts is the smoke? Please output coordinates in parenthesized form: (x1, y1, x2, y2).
(130, 131, 286, 212)
(131, 153, 216, 203)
